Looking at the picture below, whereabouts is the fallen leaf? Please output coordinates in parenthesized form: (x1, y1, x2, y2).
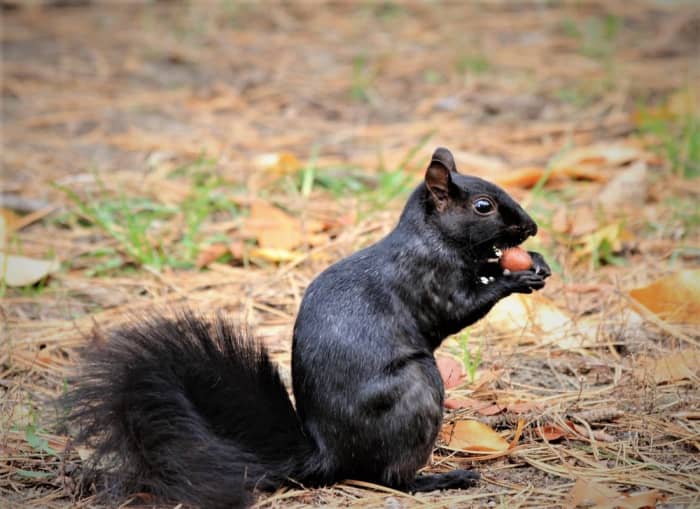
(248, 247, 304, 264)
(537, 421, 616, 443)
(0, 253, 59, 287)
(444, 396, 486, 410)
(567, 479, 621, 508)
(536, 424, 569, 441)
(569, 422, 616, 442)
(568, 205, 599, 237)
(574, 222, 628, 263)
(1, 208, 22, 233)
(443, 419, 509, 453)
(596, 161, 648, 212)
(553, 144, 643, 171)
(494, 167, 546, 188)
(557, 164, 610, 182)
(507, 401, 543, 414)
(253, 152, 301, 176)
(436, 355, 465, 390)
(241, 201, 303, 250)
(494, 164, 607, 190)
(196, 243, 229, 268)
(567, 478, 665, 509)
(485, 293, 597, 349)
(613, 490, 666, 509)
(476, 403, 505, 416)
(628, 270, 700, 324)
(639, 349, 700, 384)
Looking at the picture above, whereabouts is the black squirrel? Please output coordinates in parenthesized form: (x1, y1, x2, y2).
(64, 147, 551, 508)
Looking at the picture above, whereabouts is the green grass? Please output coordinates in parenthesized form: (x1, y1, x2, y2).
(637, 107, 700, 178)
(351, 53, 374, 102)
(455, 53, 490, 75)
(561, 14, 620, 61)
(56, 160, 241, 274)
(457, 329, 481, 384)
(295, 133, 435, 209)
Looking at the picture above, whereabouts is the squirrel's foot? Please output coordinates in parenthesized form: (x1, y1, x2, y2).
(407, 469, 479, 492)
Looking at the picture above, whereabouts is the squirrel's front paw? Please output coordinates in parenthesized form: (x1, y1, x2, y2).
(528, 251, 551, 279)
(505, 270, 546, 294)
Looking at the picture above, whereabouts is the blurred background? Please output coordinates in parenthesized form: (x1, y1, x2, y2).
(2, 1, 699, 507)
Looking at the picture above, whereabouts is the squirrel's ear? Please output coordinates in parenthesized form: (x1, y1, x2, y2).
(425, 153, 453, 212)
(430, 147, 457, 173)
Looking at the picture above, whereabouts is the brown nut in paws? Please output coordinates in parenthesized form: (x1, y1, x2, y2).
(499, 247, 533, 272)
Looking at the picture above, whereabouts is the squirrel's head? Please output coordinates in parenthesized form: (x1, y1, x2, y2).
(421, 147, 538, 261)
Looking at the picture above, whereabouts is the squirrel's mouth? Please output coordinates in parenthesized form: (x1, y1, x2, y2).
(476, 243, 527, 283)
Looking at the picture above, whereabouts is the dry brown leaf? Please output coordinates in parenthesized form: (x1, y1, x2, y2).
(494, 167, 546, 188)
(507, 401, 544, 414)
(596, 161, 648, 212)
(476, 403, 506, 416)
(567, 478, 664, 509)
(242, 201, 303, 250)
(538, 421, 615, 443)
(485, 293, 597, 349)
(553, 144, 643, 171)
(557, 164, 610, 182)
(196, 243, 229, 268)
(628, 270, 700, 324)
(639, 349, 700, 384)
(0, 253, 60, 287)
(443, 419, 510, 453)
(436, 355, 465, 390)
(569, 205, 599, 237)
(1, 208, 22, 233)
(567, 479, 621, 508)
(536, 424, 568, 441)
(444, 397, 488, 410)
(494, 161, 610, 190)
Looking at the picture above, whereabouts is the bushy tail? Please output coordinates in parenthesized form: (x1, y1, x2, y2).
(63, 310, 314, 509)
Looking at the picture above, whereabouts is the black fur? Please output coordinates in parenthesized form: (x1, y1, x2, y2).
(63, 147, 550, 508)
(63, 312, 313, 508)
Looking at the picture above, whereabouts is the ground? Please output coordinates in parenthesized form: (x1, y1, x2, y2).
(2, 1, 699, 508)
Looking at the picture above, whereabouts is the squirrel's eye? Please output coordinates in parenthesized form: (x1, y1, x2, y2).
(473, 197, 495, 215)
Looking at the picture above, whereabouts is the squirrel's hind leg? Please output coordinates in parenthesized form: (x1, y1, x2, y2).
(407, 469, 479, 492)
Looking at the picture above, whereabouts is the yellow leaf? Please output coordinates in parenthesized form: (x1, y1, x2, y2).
(444, 419, 509, 453)
(628, 270, 700, 324)
(248, 247, 304, 263)
(1, 208, 22, 233)
(574, 222, 625, 262)
(253, 152, 301, 176)
(0, 253, 60, 287)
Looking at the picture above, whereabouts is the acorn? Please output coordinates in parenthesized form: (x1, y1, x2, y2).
(499, 247, 533, 272)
